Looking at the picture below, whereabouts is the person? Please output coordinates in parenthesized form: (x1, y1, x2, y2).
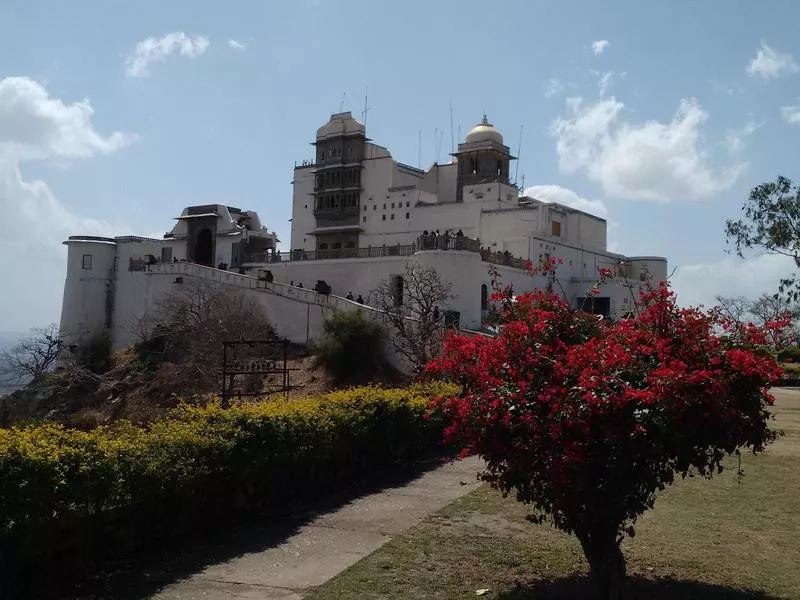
(356, 294, 365, 304)
(297, 282, 303, 288)
(346, 291, 354, 301)
(290, 280, 294, 286)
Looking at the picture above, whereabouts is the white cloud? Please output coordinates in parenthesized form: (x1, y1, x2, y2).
(0, 77, 136, 159)
(671, 254, 796, 308)
(523, 184, 608, 218)
(544, 78, 565, 99)
(781, 101, 800, 124)
(0, 77, 132, 329)
(746, 43, 798, 79)
(228, 39, 246, 50)
(125, 32, 210, 78)
(592, 40, 609, 55)
(551, 96, 744, 201)
(724, 119, 762, 154)
(598, 72, 614, 97)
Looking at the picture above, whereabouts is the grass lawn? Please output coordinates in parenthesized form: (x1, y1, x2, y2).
(305, 389, 800, 599)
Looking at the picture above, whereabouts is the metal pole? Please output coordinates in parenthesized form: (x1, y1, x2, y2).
(221, 342, 228, 408)
(283, 340, 289, 391)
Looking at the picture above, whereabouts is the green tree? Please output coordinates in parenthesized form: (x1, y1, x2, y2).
(725, 175, 800, 298)
(314, 310, 386, 382)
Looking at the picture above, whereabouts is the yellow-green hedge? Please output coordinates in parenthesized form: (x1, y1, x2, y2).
(0, 384, 457, 597)
(0, 383, 456, 535)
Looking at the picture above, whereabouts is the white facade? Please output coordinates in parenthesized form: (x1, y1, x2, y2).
(59, 111, 668, 357)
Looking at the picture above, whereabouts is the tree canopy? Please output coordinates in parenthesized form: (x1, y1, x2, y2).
(726, 175, 800, 298)
(427, 283, 780, 599)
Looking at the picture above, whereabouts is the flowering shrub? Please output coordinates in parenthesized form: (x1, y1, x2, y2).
(0, 383, 455, 595)
(426, 282, 781, 599)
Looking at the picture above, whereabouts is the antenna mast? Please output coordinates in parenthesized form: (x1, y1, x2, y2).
(362, 88, 370, 129)
(418, 129, 422, 169)
(514, 125, 523, 186)
(339, 92, 347, 112)
(449, 101, 455, 153)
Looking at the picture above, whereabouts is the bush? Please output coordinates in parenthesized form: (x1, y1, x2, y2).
(777, 345, 800, 363)
(0, 383, 455, 596)
(314, 310, 386, 381)
(428, 283, 779, 599)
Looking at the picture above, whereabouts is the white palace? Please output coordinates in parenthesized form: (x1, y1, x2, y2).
(60, 112, 667, 354)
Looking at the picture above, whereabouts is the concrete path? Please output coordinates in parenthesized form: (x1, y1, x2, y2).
(146, 456, 483, 600)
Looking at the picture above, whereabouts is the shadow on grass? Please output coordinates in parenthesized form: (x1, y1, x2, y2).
(58, 456, 462, 600)
(499, 575, 780, 600)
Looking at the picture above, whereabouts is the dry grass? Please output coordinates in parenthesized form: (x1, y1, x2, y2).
(305, 389, 800, 600)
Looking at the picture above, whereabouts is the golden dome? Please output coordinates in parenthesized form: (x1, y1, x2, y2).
(465, 114, 503, 145)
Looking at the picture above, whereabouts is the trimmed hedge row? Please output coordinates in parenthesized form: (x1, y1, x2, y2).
(0, 384, 455, 596)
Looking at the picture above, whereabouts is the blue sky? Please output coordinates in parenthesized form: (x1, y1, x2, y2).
(1, 0, 799, 333)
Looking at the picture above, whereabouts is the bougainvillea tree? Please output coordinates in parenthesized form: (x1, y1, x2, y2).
(426, 270, 782, 599)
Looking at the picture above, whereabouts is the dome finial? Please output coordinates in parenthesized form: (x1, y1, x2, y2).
(481, 114, 489, 125)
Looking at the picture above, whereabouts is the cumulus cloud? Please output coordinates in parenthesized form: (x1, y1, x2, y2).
(228, 39, 246, 50)
(746, 43, 798, 79)
(782, 101, 800, 124)
(523, 184, 608, 218)
(0, 77, 136, 159)
(0, 76, 132, 329)
(550, 96, 744, 201)
(125, 32, 210, 78)
(671, 254, 796, 308)
(592, 40, 609, 55)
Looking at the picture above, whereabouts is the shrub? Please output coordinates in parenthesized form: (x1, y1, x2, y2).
(427, 283, 780, 599)
(0, 383, 455, 596)
(314, 310, 386, 381)
(777, 345, 800, 363)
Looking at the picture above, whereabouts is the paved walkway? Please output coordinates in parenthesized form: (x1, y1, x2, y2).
(146, 456, 483, 599)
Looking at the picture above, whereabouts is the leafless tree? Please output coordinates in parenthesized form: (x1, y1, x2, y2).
(139, 279, 276, 393)
(748, 293, 800, 348)
(713, 293, 799, 348)
(0, 323, 63, 386)
(372, 261, 453, 371)
(714, 295, 752, 324)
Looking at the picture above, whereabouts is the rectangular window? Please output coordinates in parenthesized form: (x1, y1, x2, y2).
(406, 212, 410, 219)
(382, 214, 386, 221)
(552, 221, 561, 236)
(406, 201, 410, 207)
(362, 216, 367, 223)
(391, 214, 395, 220)
(383, 203, 386, 209)
(82, 254, 92, 270)
(391, 202, 395, 208)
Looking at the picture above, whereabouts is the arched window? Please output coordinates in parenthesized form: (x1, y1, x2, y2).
(481, 284, 488, 311)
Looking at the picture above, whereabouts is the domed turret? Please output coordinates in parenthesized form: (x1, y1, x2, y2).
(316, 111, 366, 141)
(452, 113, 516, 202)
(465, 114, 504, 145)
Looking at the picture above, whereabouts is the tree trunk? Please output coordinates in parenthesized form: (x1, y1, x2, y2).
(578, 531, 626, 600)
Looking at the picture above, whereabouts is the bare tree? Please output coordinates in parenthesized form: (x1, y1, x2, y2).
(714, 295, 752, 324)
(748, 293, 800, 348)
(0, 324, 63, 386)
(372, 261, 453, 371)
(138, 279, 276, 393)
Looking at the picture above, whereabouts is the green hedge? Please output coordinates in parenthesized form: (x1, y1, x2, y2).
(0, 384, 455, 596)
